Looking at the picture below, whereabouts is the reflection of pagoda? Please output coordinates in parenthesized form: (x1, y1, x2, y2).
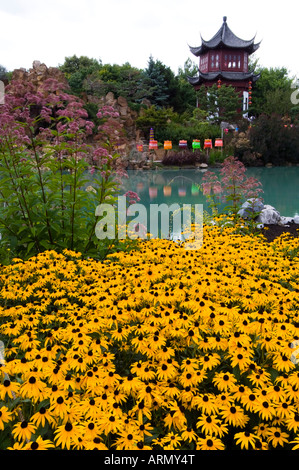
(188, 16, 261, 114)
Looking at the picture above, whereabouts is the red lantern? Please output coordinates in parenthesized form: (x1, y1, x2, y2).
(149, 140, 158, 150)
(217, 79, 221, 89)
(204, 139, 212, 149)
(215, 138, 223, 148)
(149, 187, 158, 199)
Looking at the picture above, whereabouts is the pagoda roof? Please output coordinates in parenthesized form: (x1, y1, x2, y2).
(188, 70, 260, 86)
(189, 17, 261, 56)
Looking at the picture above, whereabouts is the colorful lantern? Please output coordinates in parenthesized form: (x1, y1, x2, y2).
(137, 182, 144, 191)
(214, 138, 223, 148)
(163, 185, 172, 197)
(164, 140, 172, 150)
(191, 183, 199, 196)
(149, 187, 158, 199)
(149, 128, 155, 140)
(217, 79, 221, 89)
(179, 140, 188, 149)
(178, 187, 186, 197)
(192, 140, 201, 151)
(149, 140, 158, 150)
(204, 139, 212, 149)
(136, 143, 143, 152)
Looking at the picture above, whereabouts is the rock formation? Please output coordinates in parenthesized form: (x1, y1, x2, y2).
(11, 60, 69, 92)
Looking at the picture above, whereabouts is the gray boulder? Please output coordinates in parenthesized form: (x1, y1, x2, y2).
(257, 205, 281, 224)
(238, 198, 264, 219)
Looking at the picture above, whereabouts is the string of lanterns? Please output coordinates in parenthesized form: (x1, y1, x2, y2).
(136, 128, 225, 152)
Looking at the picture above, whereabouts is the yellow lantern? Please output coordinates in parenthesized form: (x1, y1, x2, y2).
(164, 140, 172, 150)
(163, 185, 172, 196)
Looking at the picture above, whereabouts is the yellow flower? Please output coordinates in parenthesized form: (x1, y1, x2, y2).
(24, 436, 55, 450)
(12, 420, 37, 442)
(212, 371, 237, 392)
(0, 405, 13, 430)
(234, 431, 258, 449)
(196, 435, 225, 450)
(54, 422, 83, 450)
(266, 427, 289, 448)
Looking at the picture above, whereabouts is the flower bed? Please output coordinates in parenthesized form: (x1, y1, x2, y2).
(1, 225, 299, 450)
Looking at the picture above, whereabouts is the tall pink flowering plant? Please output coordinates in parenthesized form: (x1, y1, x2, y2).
(0, 79, 131, 262)
(202, 156, 263, 221)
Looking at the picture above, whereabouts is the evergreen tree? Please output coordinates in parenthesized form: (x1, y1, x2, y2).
(142, 56, 170, 108)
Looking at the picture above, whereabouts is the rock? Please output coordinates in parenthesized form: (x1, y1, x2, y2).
(294, 215, 299, 224)
(105, 92, 116, 105)
(12, 61, 68, 93)
(257, 205, 281, 224)
(238, 198, 264, 218)
(117, 96, 128, 107)
(199, 163, 208, 168)
(119, 106, 128, 117)
(280, 216, 295, 225)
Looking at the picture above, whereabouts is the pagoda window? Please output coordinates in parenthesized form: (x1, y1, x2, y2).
(243, 53, 248, 72)
(211, 54, 215, 69)
(238, 55, 241, 69)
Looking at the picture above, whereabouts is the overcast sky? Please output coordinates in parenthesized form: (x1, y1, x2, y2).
(0, 0, 298, 78)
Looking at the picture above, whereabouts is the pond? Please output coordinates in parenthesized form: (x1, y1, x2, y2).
(120, 166, 299, 218)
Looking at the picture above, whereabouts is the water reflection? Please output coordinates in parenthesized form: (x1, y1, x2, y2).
(120, 167, 299, 217)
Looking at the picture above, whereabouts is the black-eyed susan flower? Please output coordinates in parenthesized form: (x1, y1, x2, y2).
(0, 378, 20, 400)
(196, 435, 225, 450)
(196, 413, 222, 435)
(24, 436, 55, 450)
(181, 426, 198, 443)
(255, 398, 275, 421)
(54, 421, 82, 450)
(84, 437, 108, 450)
(219, 403, 249, 428)
(266, 427, 289, 448)
(161, 431, 182, 450)
(12, 420, 37, 442)
(284, 412, 299, 432)
(114, 429, 140, 450)
(212, 371, 237, 392)
(30, 406, 56, 428)
(0, 406, 13, 431)
(234, 431, 258, 449)
(192, 393, 218, 415)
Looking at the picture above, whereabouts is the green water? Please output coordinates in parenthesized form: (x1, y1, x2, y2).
(120, 166, 299, 218)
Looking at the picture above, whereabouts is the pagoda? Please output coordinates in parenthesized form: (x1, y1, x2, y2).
(188, 16, 261, 114)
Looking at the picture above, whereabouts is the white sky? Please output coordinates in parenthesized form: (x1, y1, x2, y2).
(0, 0, 298, 78)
